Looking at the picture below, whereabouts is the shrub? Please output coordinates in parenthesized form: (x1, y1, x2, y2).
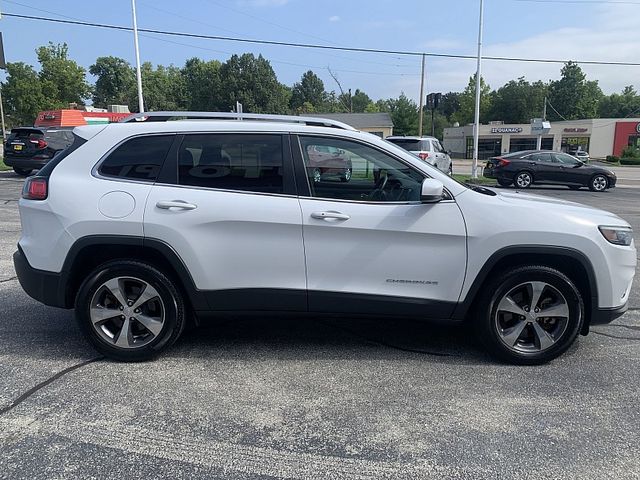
(621, 146, 640, 159)
(604, 155, 620, 163)
(620, 157, 640, 165)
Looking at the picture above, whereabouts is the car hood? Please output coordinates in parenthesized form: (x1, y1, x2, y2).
(495, 189, 627, 224)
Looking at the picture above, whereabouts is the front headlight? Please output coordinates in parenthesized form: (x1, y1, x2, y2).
(599, 226, 633, 246)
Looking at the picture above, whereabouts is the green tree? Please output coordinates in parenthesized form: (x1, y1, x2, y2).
(181, 57, 222, 111)
(547, 61, 602, 120)
(218, 54, 289, 114)
(290, 70, 326, 111)
(598, 85, 640, 118)
(377, 93, 419, 135)
(437, 92, 461, 122)
(453, 74, 492, 125)
(1, 62, 47, 127)
(350, 89, 372, 113)
(490, 77, 548, 123)
(89, 56, 135, 108)
(36, 42, 91, 107)
(126, 62, 186, 112)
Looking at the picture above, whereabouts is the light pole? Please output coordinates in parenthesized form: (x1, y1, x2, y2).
(418, 54, 425, 137)
(471, 0, 484, 179)
(131, 0, 145, 113)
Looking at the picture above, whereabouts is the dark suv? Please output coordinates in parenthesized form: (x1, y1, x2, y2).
(4, 127, 75, 176)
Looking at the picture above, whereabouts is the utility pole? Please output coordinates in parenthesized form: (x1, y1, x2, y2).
(536, 97, 547, 150)
(131, 0, 145, 113)
(472, 0, 485, 179)
(418, 54, 425, 137)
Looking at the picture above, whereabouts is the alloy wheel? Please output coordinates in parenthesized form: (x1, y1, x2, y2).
(343, 168, 352, 181)
(312, 168, 322, 183)
(515, 172, 532, 188)
(591, 175, 607, 191)
(89, 276, 165, 349)
(494, 281, 570, 354)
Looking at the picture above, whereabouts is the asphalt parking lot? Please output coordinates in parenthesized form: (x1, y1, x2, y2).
(0, 171, 639, 479)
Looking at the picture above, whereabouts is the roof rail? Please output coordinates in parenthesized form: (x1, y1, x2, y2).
(119, 111, 356, 131)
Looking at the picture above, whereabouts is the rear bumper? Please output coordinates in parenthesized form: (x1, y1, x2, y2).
(591, 303, 628, 325)
(4, 156, 50, 170)
(13, 246, 67, 308)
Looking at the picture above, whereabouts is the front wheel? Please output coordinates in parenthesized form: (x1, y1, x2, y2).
(475, 265, 584, 365)
(514, 171, 533, 188)
(13, 167, 33, 176)
(589, 174, 608, 192)
(75, 260, 186, 361)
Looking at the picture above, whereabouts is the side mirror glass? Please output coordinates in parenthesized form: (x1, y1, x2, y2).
(421, 178, 444, 203)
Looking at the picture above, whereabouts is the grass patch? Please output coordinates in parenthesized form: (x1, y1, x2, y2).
(452, 174, 496, 185)
(0, 157, 10, 172)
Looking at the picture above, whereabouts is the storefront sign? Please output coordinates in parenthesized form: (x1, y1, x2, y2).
(490, 127, 523, 133)
(563, 127, 588, 133)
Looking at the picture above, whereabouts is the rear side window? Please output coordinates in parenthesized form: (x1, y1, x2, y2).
(387, 138, 421, 152)
(44, 130, 74, 150)
(99, 135, 174, 182)
(178, 134, 284, 194)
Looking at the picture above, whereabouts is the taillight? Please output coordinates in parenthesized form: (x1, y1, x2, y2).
(22, 177, 48, 200)
(30, 138, 47, 149)
(418, 152, 430, 160)
(498, 159, 511, 167)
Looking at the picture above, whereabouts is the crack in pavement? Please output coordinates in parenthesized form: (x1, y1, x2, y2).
(0, 276, 17, 283)
(0, 357, 103, 416)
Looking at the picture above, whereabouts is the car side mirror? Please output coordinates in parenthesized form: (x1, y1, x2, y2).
(421, 178, 444, 203)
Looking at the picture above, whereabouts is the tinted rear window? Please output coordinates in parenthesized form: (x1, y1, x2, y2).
(99, 135, 174, 182)
(387, 138, 421, 151)
(8, 129, 44, 141)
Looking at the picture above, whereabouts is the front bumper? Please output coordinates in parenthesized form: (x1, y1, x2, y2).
(590, 303, 628, 325)
(13, 246, 67, 308)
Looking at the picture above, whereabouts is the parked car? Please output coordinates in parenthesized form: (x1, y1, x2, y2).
(483, 150, 616, 191)
(305, 144, 352, 182)
(13, 112, 635, 365)
(573, 150, 590, 162)
(4, 127, 75, 176)
(386, 136, 453, 174)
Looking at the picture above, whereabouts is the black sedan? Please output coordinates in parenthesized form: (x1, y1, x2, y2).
(483, 150, 617, 191)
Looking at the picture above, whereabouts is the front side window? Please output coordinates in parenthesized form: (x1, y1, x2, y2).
(299, 136, 424, 202)
(99, 135, 174, 181)
(528, 152, 551, 163)
(178, 134, 284, 194)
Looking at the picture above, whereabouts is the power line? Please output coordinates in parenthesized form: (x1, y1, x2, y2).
(4, 12, 640, 67)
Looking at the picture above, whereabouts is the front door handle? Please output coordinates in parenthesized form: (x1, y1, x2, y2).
(156, 200, 197, 210)
(311, 211, 350, 221)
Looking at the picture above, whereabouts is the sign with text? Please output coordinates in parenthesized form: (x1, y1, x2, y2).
(490, 127, 523, 133)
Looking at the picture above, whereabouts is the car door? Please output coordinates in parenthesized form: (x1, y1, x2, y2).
(549, 152, 583, 184)
(522, 152, 553, 182)
(144, 132, 307, 311)
(293, 134, 467, 318)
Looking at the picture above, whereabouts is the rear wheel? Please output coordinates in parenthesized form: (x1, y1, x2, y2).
(589, 174, 608, 192)
(75, 260, 185, 361)
(514, 171, 533, 188)
(475, 265, 584, 365)
(13, 167, 32, 176)
(497, 179, 512, 187)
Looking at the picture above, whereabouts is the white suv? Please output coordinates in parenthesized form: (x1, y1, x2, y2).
(14, 112, 636, 364)
(386, 136, 453, 174)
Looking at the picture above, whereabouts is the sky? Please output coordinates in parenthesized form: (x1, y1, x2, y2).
(1, 0, 639, 104)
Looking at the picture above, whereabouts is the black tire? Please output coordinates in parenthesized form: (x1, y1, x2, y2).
(497, 179, 512, 187)
(340, 167, 352, 182)
(569, 185, 581, 190)
(13, 167, 33, 176)
(474, 265, 584, 365)
(75, 260, 186, 361)
(514, 171, 533, 189)
(589, 174, 608, 192)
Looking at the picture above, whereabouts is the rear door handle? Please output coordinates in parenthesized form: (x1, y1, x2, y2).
(156, 200, 197, 210)
(311, 211, 350, 221)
